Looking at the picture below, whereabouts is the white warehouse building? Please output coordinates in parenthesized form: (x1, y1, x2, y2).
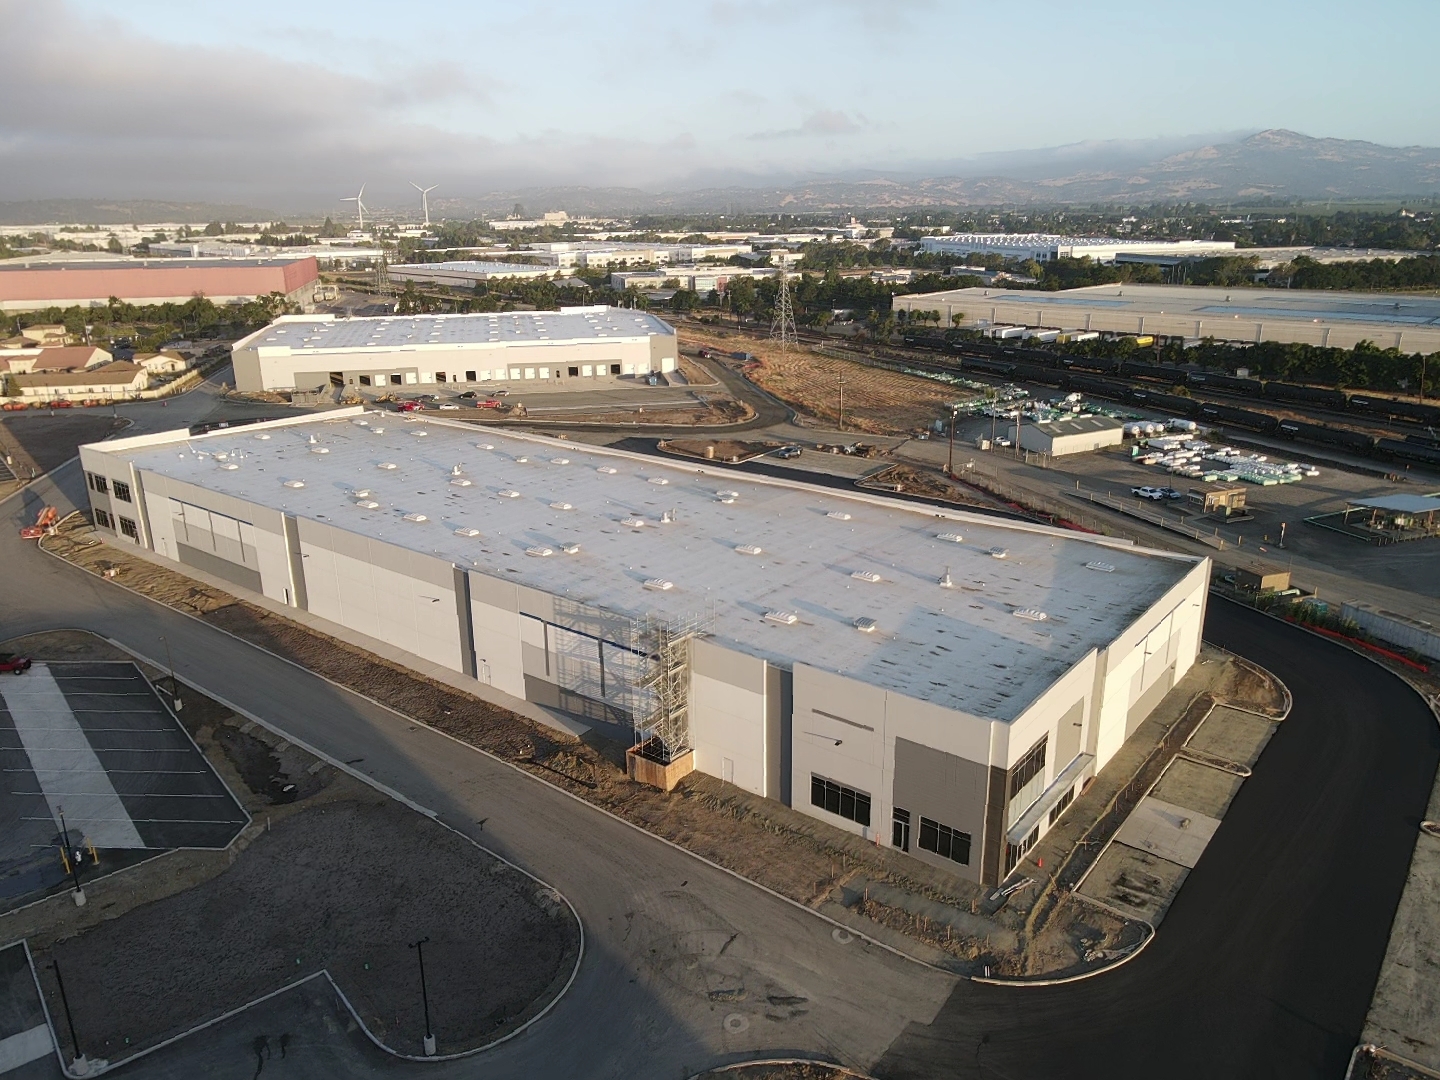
(79, 411, 1209, 886)
(230, 307, 679, 393)
(918, 234, 1236, 264)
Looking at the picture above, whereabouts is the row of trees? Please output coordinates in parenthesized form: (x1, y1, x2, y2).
(12, 292, 296, 352)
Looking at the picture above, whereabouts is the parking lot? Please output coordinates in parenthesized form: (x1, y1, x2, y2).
(0, 662, 248, 909)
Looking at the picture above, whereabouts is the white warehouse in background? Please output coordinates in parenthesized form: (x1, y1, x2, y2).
(918, 234, 1237, 264)
(79, 411, 1208, 886)
(229, 307, 679, 393)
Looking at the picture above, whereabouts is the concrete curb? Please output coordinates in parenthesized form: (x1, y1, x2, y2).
(33, 523, 957, 980)
(24, 642, 586, 1074)
(684, 1058, 876, 1080)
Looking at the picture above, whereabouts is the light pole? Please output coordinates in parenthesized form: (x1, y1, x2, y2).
(837, 374, 845, 433)
(58, 809, 85, 906)
(159, 635, 182, 712)
(410, 937, 436, 1056)
(53, 961, 85, 1072)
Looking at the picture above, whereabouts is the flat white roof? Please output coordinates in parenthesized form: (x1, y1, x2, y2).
(106, 413, 1199, 722)
(242, 308, 677, 354)
(390, 261, 556, 277)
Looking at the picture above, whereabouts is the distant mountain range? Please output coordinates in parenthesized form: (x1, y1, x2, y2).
(5, 131, 1439, 223)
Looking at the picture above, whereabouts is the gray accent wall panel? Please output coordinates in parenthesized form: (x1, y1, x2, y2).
(282, 514, 308, 610)
(891, 737, 988, 883)
(454, 567, 476, 678)
(469, 571, 518, 612)
(176, 542, 263, 593)
(765, 665, 792, 804)
(695, 640, 767, 695)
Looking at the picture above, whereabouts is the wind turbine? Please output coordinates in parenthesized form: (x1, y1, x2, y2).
(410, 182, 438, 227)
(342, 184, 367, 230)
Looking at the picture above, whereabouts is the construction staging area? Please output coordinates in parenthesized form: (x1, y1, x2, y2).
(78, 409, 1208, 887)
(229, 307, 680, 392)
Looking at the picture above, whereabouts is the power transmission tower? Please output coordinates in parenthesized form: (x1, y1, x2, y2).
(374, 254, 394, 302)
(770, 264, 797, 351)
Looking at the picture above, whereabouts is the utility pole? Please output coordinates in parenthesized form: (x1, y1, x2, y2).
(410, 937, 436, 1056)
(58, 809, 85, 905)
(947, 404, 958, 477)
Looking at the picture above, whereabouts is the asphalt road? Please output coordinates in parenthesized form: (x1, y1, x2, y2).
(0, 371, 1435, 1078)
(873, 599, 1440, 1080)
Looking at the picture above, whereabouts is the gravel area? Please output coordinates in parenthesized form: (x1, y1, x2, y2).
(36, 798, 579, 1061)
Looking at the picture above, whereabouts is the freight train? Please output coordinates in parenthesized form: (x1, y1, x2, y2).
(898, 332, 1440, 468)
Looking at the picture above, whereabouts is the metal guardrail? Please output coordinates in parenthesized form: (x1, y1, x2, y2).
(1067, 489, 1228, 549)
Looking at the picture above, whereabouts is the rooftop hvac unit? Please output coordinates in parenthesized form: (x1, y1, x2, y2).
(454, 527, 480, 536)
(283, 480, 305, 489)
(621, 516, 646, 527)
(476, 443, 494, 450)
(1085, 561, 1116, 573)
(937, 532, 964, 543)
(644, 578, 674, 590)
(356, 500, 380, 509)
(939, 568, 954, 588)
(598, 466, 618, 475)
(551, 457, 570, 465)
(411, 430, 427, 437)
(450, 478, 473, 487)
(735, 544, 763, 555)
(852, 571, 883, 583)
(550, 502, 573, 510)
(310, 446, 330, 455)
(988, 547, 1009, 559)
(826, 511, 852, 520)
(377, 462, 398, 470)
(764, 610, 798, 625)
(219, 462, 239, 470)
(514, 456, 528, 462)
(648, 477, 669, 485)
(1014, 609, 1048, 621)
(352, 489, 371, 498)
(497, 489, 521, 498)
(402, 513, 428, 523)
(254, 433, 271, 440)
(562, 542, 581, 554)
(369, 427, 384, 434)
(853, 617, 878, 633)
(526, 546, 554, 557)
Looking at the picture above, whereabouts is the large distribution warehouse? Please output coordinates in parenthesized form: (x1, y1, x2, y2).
(230, 307, 680, 393)
(0, 257, 318, 314)
(893, 282, 1440, 353)
(79, 411, 1208, 885)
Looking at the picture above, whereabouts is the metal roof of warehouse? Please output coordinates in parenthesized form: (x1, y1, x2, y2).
(111, 411, 1200, 723)
(243, 309, 676, 353)
(1347, 494, 1440, 513)
(1029, 416, 1125, 437)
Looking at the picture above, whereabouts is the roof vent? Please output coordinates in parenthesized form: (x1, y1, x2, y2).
(717, 490, 739, 500)
(1014, 609, 1048, 621)
(220, 462, 239, 470)
(370, 427, 384, 434)
(621, 516, 645, 528)
(550, 501, 574, 511)
(377, 462, 397, 470)
(497, 489, 521, 499)
(356, 500, 380, 509)
(763, 610, 798, 625)
(854, 617, 878, 633)
(283, 480, 305, 489)
(937, 532, 964, 543)
(352, 419, 369, 426)
(648, 477, 669, 486)
(526, 545, 554, 557)
(307, 434, 317, 444)
(988, 547, 1009, 559)
(476, 443, 495, 450)
(1086, 561, 1116, 573)
(827, 511, 852, 520)
(852, 570, 883, 583)
(310, 446, 330, 454)
(352, 489, 371, 498)
(939, 567, 954, 588)
(551, 457, 570, 465)
(660, 509, 676, 524)
(735, 544, 763, 555)
(643, 578, 674, 591)
(411, 430, 428, 437)
(597, 466, 618, 475)
(562, 542, 581, 554)
(450, 478, 473, 487)
(403, 512, 428, 523)
(254, 433, 271, 441)
(454, 527, 481, 537)
(451, 464, 463, 476)
(515, 456, 528, 463)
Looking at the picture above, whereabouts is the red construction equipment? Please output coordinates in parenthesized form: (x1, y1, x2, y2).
(18, 505, 57, 539)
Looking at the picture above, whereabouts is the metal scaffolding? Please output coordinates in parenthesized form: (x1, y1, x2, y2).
(629, 610, 710, 764)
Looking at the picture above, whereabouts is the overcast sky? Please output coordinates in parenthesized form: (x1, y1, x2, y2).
(5, 0, 1438, 210)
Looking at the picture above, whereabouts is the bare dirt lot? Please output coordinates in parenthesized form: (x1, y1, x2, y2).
(680, 327, 972, 436)
(661, 438, 781, 463)
(3, 631, 578, 1065)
